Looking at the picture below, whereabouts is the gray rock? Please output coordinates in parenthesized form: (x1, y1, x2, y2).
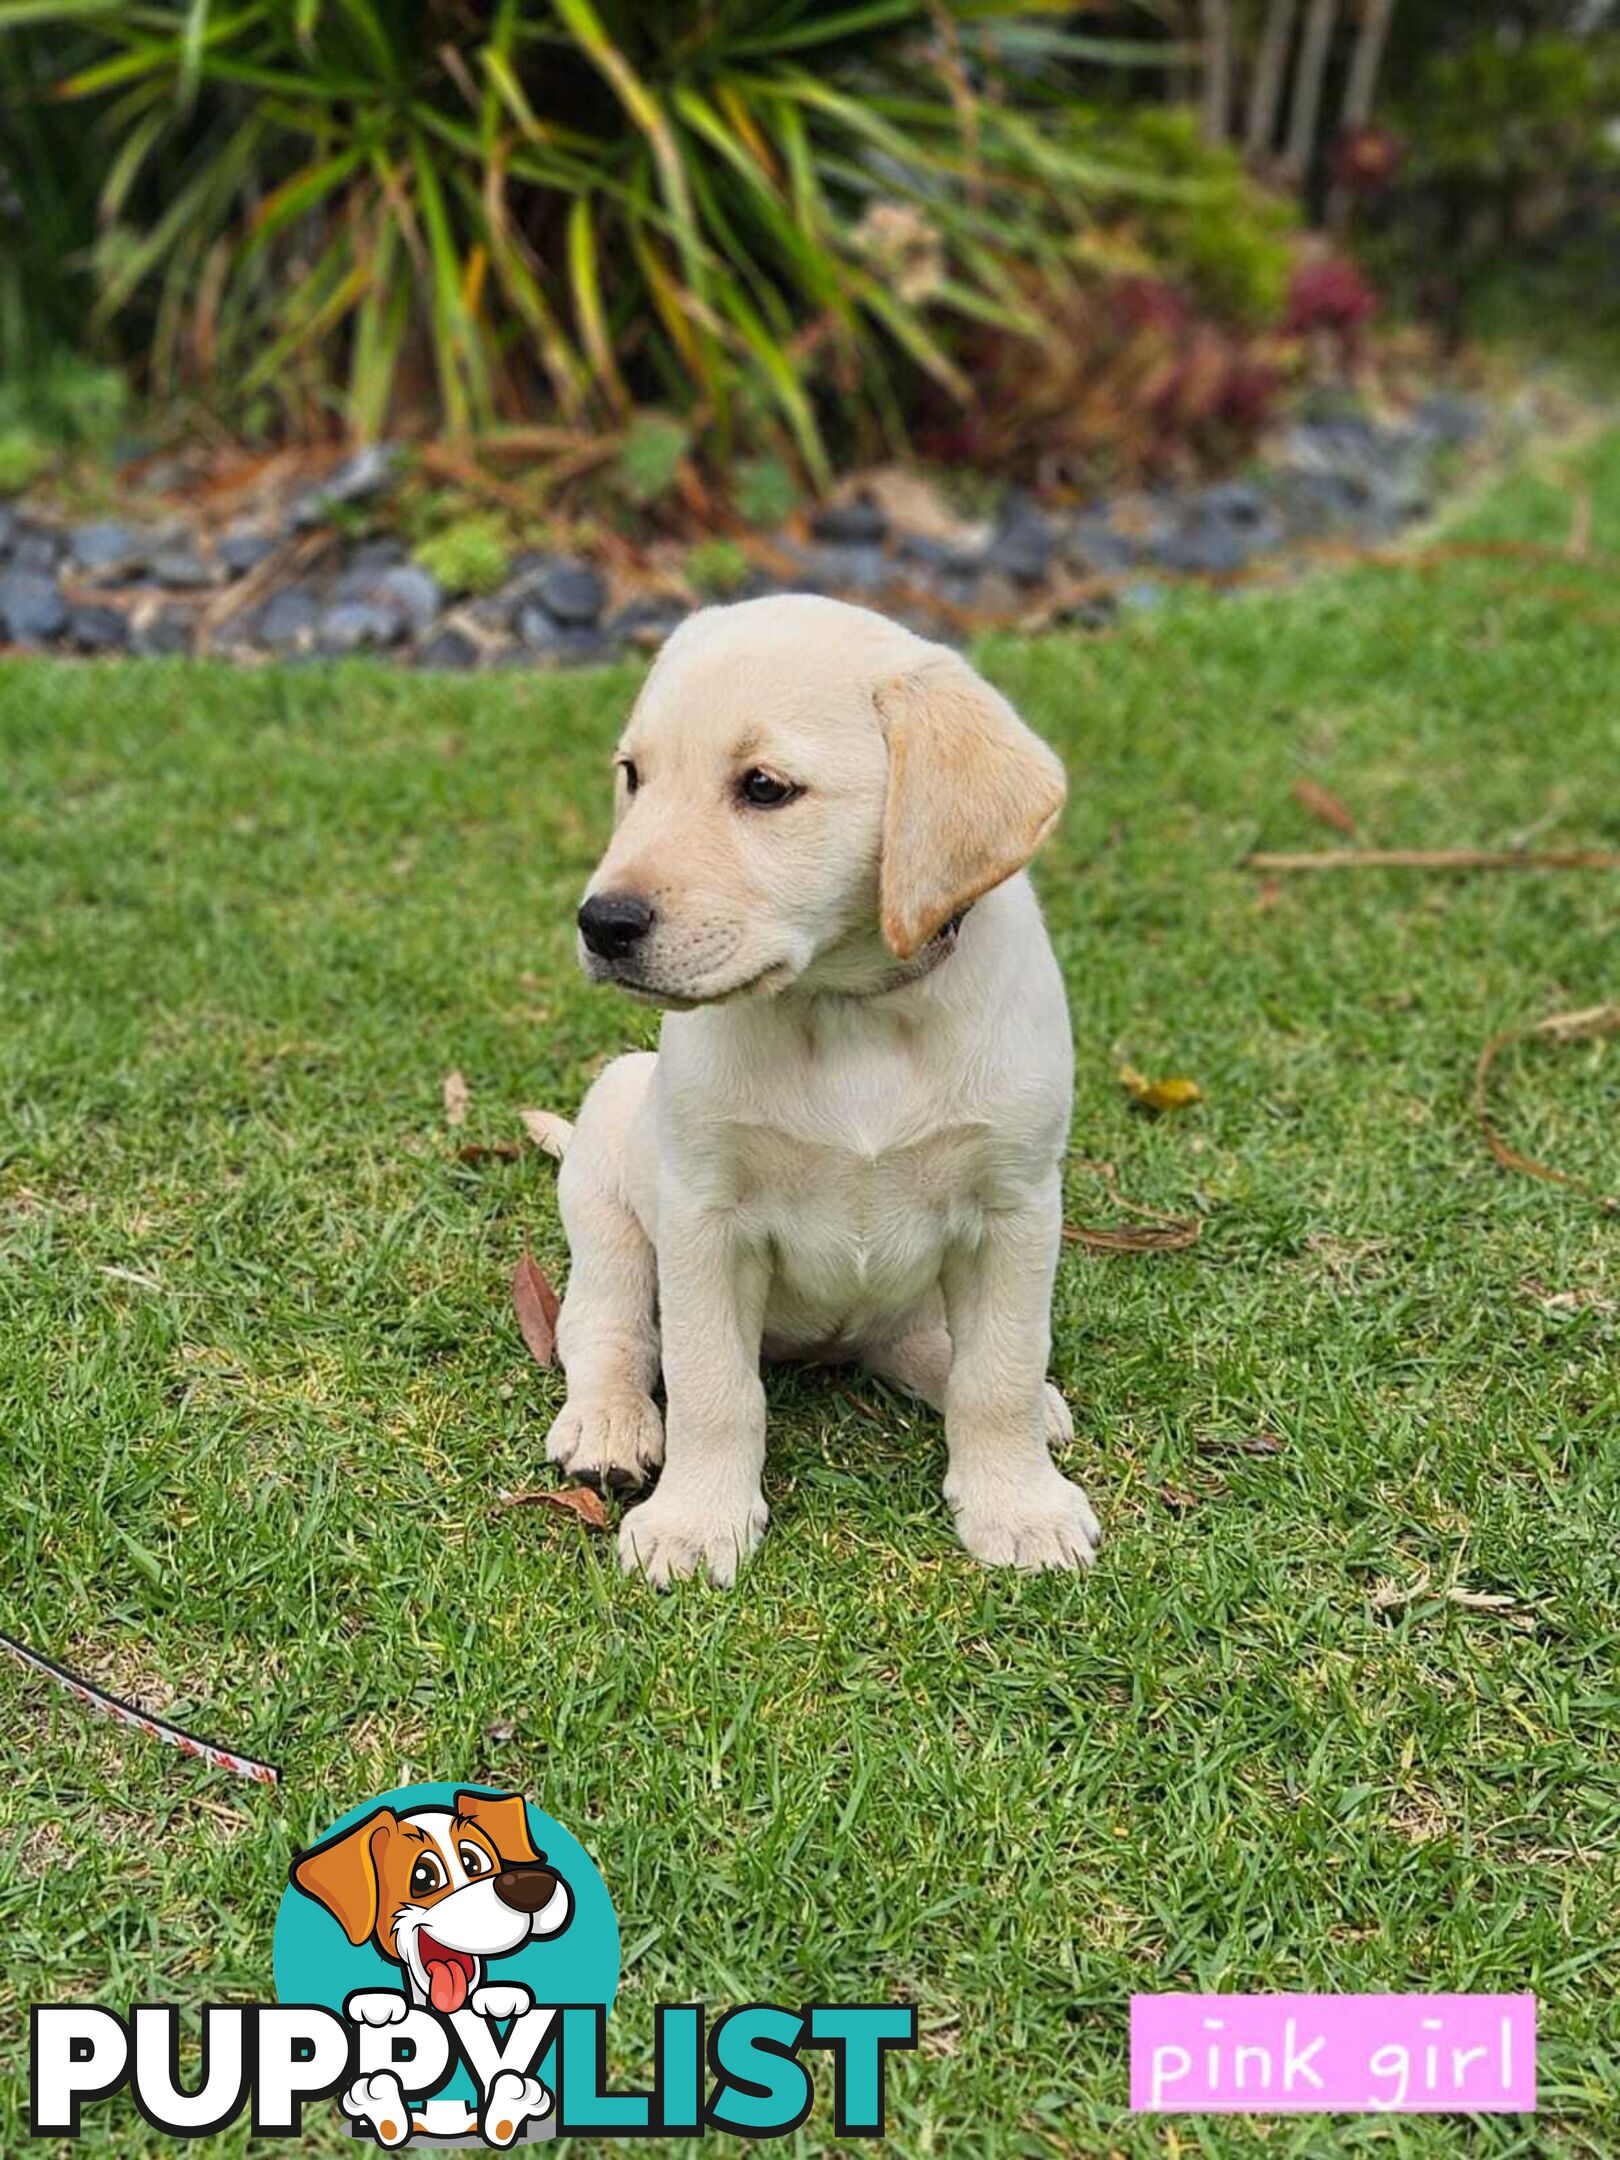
(811, 494, 887, 546)
(1062, 514, 1145, 577)
(290, 442, 401, 528)
(0, 506, 15, 558)
(316, 600, 403, 654)
(219, 527, 275, 577)
(11, 526, 61, 573)
(894, 531, 984, 578)
(514, 621, 617, 668)
(778, 538, 888, 595)
(1413, 391, 1484, 446)
(69, 521, 147, 582)
(609, 595, 690, 651)
(985, 493, 1054, 585)
(0, 568, 67, 644)
(1118, 579, 1167, 613)
(133, 609, 194, 656)
(415, 626, 481, 671)
(371, 564, 441, 636)
(1154, 487, 1283, 577)
(150, 542, 219, 590)
(66, 604, 130, 653)
(534, 557, 606, 626)
(515, 603, 564, 654)
(346, 537, 408, 575)
(255, 587, 320, 652)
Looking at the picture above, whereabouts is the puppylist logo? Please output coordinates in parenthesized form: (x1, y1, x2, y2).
(30, 1782, 917, 2147)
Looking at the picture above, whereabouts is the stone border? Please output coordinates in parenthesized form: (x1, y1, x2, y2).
(0, 393, 1487, 669)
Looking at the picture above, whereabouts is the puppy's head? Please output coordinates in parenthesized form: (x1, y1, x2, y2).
(576, 595, 1065, 1004)
(291, 1789, 572, 2012)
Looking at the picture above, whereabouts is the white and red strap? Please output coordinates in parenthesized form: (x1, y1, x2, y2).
(1, 1626, 280, 1785)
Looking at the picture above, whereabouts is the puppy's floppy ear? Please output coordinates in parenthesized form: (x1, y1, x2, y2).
(290, 1807, 395, 1945)
(874, 650, 1066, 960)
(453, 1789, 539, 1867)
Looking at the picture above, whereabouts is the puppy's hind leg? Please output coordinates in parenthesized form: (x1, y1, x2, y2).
(861, 1307, 1074, 1450)
(546, 1053, 664, 1493)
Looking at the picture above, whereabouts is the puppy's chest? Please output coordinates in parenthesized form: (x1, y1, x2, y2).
(707, 1050, 1002, 1311)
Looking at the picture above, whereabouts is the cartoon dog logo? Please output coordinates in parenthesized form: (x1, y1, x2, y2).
(291, 1788, 573, 2147)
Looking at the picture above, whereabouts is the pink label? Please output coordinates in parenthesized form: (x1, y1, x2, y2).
(1130, 1994, 1536, 2114)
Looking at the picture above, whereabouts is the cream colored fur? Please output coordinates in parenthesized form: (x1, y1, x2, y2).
(547, 594, 1099, 1585)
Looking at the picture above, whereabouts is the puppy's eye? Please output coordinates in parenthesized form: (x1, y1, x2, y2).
(458, 1842, 491, 1877)
(737, 769, 799, 809)
(617, 758, 639, 796)
(409, 1855, 445, 1898)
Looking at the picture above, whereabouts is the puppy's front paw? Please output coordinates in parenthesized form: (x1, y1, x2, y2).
(470, 1981, 533, 2022)
(341, 2070, 412, 2147)
(618, 1488, 768, 1587)
(482, 2069, 552, 2147)
(546, 1391, 664, 1493)
(344, 1990, 409, 2028)
(948, 1470, 1101, 1572)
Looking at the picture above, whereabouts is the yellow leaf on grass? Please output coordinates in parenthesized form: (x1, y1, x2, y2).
(1119, 1064, 1203, 1113)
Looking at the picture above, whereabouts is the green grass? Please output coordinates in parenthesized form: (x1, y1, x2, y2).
(3, 436, 1619, 2158)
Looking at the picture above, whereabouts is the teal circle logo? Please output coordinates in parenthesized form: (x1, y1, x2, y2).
(274, 1783, 618, 2137)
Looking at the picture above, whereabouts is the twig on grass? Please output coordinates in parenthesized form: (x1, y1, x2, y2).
(1064, 1155, 1203, 1254)
(1472, 1004, 1620, 1205)
(1243, 847, 1620, 873)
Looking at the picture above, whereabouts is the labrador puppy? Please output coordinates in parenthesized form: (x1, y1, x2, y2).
(543, 594, 1098, 1584)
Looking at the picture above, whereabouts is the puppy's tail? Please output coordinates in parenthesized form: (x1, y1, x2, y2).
(521, 1108, 573, 1162)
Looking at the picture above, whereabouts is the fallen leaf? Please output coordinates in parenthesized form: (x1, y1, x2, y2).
(497, 1483, 609, 1529)
(443, 1069, 470, 1127)
(512, 1249, 560, 1367)
(457, 1140, 523, 1164)
(1158, 1484, 1203, 1512)
(1254, 877, 1284, 913)
(1292, 776, 1358, 835)
(1446, 1588, 1517, 1611)
(485, 1719, 516, 1743)
(520, 1108, 572, 1161)
(1198, 1430, 1285, 1457)
(1119, 1064, 1203, 1113)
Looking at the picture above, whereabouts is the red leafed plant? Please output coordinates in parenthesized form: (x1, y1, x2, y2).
(917, 270, 1290, 491)
(1283, 254, 1380, 364)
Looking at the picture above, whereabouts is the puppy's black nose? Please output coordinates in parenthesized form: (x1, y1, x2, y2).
(578, 892, 654, 961)
(492, 1863, 560, 1914)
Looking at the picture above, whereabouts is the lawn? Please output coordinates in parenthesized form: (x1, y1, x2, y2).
(2, 433, 1618, 2159)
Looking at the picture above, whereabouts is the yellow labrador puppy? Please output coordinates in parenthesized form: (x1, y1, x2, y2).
(544, 594, 1098, 1585)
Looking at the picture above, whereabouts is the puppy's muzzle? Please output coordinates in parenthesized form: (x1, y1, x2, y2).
(578, 892, 654, 961)
(492, 1863, 561, 1914)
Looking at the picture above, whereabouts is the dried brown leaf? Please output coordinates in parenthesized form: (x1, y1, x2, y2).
(1198, 1430, 1285, 1457)
(1158, 1484, 1203, 1512)
(457, 1140, 523, 1164)
(1292, 776, 1358, 835)
(512, 1249, 560, 1368)
(442, 1069, 470, 1128)
(497, 1482, 609, 1529)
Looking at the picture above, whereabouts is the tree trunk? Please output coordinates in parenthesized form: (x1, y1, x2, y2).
(1329, 0, 1398, 227)
(1341, 0, 1396, 127)
(1200, 0, 1233, 146)
(1246, 0, 1299, 161)
(1283, 0, 1338, 188)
